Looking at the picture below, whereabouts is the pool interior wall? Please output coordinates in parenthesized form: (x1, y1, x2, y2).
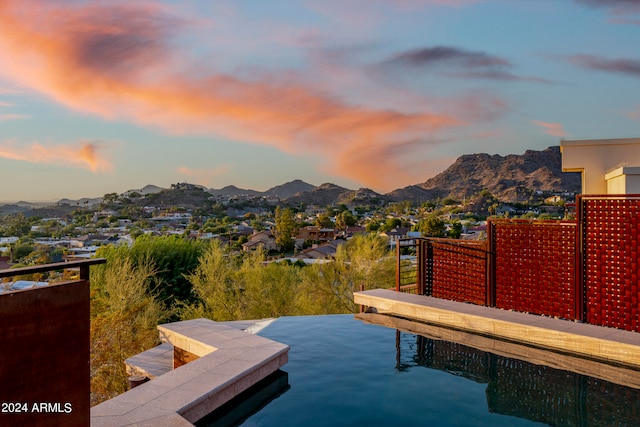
(199, 314, 640, 427)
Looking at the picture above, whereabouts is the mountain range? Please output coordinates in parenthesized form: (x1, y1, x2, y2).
(1, 146, 581, 214)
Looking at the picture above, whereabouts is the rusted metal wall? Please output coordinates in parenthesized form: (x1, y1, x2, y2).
(402, 200, 640, 332)
(489, 220, 577, 319)
(578, 195, 640, 332)
(425, 239, 488, 305)
(0, 281, 89, 427)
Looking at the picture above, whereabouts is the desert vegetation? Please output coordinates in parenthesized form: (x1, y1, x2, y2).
(88, 233, 394, 404)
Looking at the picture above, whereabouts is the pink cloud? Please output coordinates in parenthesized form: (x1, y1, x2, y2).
(0, 114, 29, 121)
(628, 107, 640, 122)
(0, 140, 113, 172)
(532, 120, 568, 138)
(0, 0, 467, 192)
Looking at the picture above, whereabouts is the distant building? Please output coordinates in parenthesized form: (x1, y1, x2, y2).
(294, 240, 344, 261)
(242, 231, 277, 252)
(297, 226, 336, 242)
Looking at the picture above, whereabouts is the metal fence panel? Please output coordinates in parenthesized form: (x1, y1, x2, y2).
(579, 195, 640, 332)
(427, 240, 488, 305)
(490, 220, 576, 319)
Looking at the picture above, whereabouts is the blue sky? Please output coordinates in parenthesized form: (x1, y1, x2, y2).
(0, 0, 639, 202)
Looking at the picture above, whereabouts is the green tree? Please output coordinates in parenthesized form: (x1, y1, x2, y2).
(298, 234, 394, 313)
(416, 216, 446, 237)
(315, 213, 334, 229)
(448, 221, 463, 239)
(11, 243, 35, 262)
(90, 255, 169, 405)
(366, 220, 381, 232)
(335, 211, 356, 230)
(275, 206, 296, 252)
(5, 214, 31, 237)
(379, 217, 401, 232)
(102, 192, 119, 206)
(98, 235, 205, 311)
(387, 201, 411, 215)
(184, 242, 299, 320)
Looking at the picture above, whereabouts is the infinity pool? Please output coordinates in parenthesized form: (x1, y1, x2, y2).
(200, 314, 640, 426)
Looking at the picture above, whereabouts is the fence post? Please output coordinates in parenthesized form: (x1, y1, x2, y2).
(486, 220, 496, 307)
(416, 239, 425, 295)
(575, 195, 585, 322)
(396, 241, 401, 292)
(422, 239, 433, 296)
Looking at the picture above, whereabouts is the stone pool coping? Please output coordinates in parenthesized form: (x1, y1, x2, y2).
(90, 318, 289, 426)
(355, 288, 640, 370)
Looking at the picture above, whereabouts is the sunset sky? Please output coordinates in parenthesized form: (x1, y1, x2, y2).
(1, 0, 639, 202)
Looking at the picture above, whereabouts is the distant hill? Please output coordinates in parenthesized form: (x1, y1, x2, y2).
(264, 180, 316, 199)
(282, 183, 388, 207)
(1, 146, 583, 212)
(208, 185, 261, 197)
(385, 185, 439, 203)
(336, 188, 387, 206)
(57, 197, 102, 207)
(410, 146, 581, 203)
(284, 183, 352, 206)
(137, 184, 165, 195)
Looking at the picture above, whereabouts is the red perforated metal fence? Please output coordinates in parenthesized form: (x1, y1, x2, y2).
(488, 220, 577, 319)
(425, 239, 488, 305)
(394, 197, 640, 332)
(578, 195, 640, 332)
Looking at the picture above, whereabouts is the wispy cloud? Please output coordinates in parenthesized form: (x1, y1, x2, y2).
(0, 140, 113, 172)
(0, 87, 22, 94)
(575, 1, 640, 12)
(575, 0, 640, 24)
(567, 54, 640, 78)
(0, 0, 467, 191)
(389, 46, 509, 68)
(382, 46, 550, 82)
(532, 120, 568, 138)
(0, 113, 30, 121)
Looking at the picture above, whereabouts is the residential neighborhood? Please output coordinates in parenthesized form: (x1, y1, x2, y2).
(0, 182, 573, 268)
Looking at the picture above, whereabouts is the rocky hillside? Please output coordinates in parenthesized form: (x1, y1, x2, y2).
(1, 146, 583, 213)
(410, 146, 581, 203)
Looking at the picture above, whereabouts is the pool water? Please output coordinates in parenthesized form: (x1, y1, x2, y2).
(224, 315, 640, 426)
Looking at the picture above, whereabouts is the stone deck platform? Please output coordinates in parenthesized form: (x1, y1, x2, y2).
(91, 318, 288, 426)
(354, 288, 640, 370)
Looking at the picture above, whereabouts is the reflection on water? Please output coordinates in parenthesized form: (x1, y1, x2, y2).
(227, 314, 640, 427)
(394, 320, 640, 426)
(196, 371, 289, 427)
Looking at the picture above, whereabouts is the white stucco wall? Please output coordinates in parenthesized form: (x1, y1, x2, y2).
(605, 166, 640, 195)
(561, 138, 640, 194)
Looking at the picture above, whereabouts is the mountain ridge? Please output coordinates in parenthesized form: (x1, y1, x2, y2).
(0, 146, 581, 213)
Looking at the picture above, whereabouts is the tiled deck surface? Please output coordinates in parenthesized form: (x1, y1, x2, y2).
(354, 288, 640, 370)
(125, 342, 173, 379)
(90, 318, 288, 426)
